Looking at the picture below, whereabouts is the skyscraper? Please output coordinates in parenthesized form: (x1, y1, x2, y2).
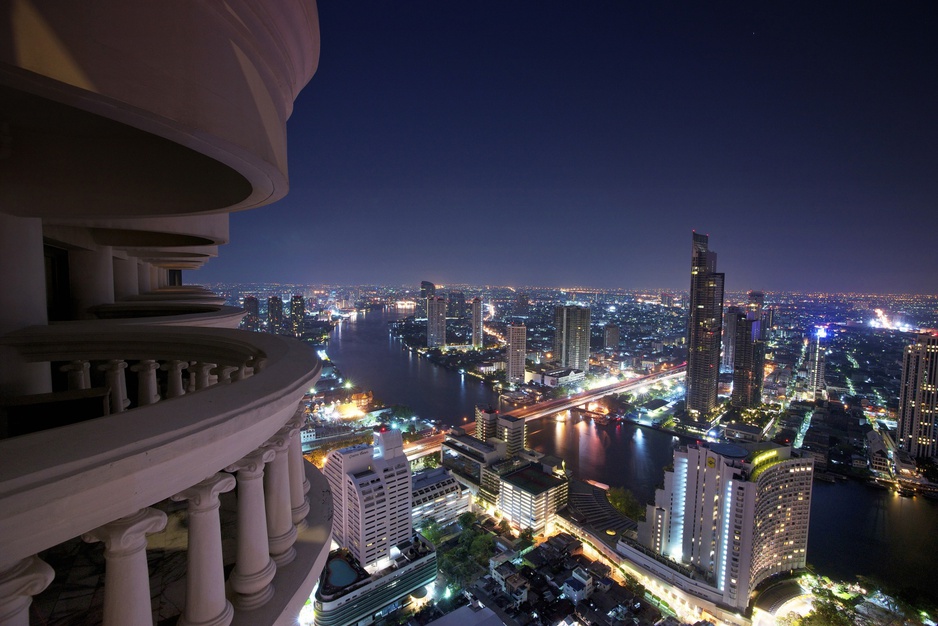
(475, 405, 499, 441)
(290, 294, 305, 337)
(806, 327, 827, 400)
(746, 290, 764, 320)
(898, 335, 938, 458)
(686, 232, 725, 419)
(637, 443, 813, 610)
(603, 323, 620, 350)
(507, 323, 527, 384)
(731, 315, 764, 409)
(427, 296, 446, 348)
(471, 297, 484, 349)
(243, 295, 259, 331)
(324, 429, 413, 571)
(722, 305, 743, 371)
(448, 291, 467, 318)
(417, 280, 435, 319)
(553, 305, 591, 372)
(268, 295, 284, 334)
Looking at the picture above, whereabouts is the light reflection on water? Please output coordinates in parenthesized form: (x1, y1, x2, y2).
(326, 307, 938, 601)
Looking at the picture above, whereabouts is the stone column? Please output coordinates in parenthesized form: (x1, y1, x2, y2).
(189, 362, 214, 390)
(215, 365, 239, 385)
(137, 261, 151, 293)
(0, 213, 51, 396)
(285, 415, 311, 526)
(0, 556, 54, 626)
(130, 360, 161, 405)
(98, 359, 130, 413)
(69, 246, 115, 318)
(161, 360, 188, 398)
(112, 257, 139, 299)
(262, 434, 296, 566)
(225, 449, 277, 609)
(81, 508, 168, 626)
(172, 473, 236, 626)
(60, 360, 91, 390)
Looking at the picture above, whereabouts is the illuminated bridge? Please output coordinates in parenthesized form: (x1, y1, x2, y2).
(403, 364, 686, 461)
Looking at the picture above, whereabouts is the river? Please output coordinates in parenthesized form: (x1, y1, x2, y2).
(325, 307, 938, 601)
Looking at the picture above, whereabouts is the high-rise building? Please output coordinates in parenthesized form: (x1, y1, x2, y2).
(324, 429, 413, 571)
(427, 296, 447, 348)
(514, 292, 530, 318)
(661, 293, 674, 308)
(747, 290, 764, 319)
(0, 5, 330, 623)
(806, 327, 827, 399)
(290, 294, 305, 337)
(553, 305, 591, 372)
(475, 406, 499, 442)
(722, 305, 744, 371)
(636, 443, 813, 610)
(731, 315, 764, 408)
(686, 232, 725, 419)
(268, 295, 284, 334)
(417, 280, 435, 319)
(603, 323, 620, 350)
(471, 297, 484, 349)
(898, 335, 938, 458)
(448, 291, 467, 318)
(243, 295, 260, 331)
(497, 414, 527, 457)
(506, 323, 527, 384)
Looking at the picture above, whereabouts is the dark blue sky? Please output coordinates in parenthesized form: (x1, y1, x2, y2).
(201, 1, 938, 293)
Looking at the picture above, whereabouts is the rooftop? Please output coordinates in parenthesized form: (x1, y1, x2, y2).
(502, 464, 566, 496)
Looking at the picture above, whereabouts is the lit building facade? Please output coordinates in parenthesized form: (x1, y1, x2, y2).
(686, 232, 724, 419)
(324, 430, 413, 571)
(291, 294, 305, 337)
(0, 3, 331, 624)
(603, 323, 620, 350)
(898, 334, 938, 458)
(636, 443, 812, 610)
(497, 464, 568, 535)
(268, 295, 285, 334)
(722, 305, 743, 371)
(497, 414, 527, 458)
(553, 305, 591, 372)
(475, 405, 499, 441)
(471, 297, 484, 348)
(411, 467, 470, 528)
(243, 295, 260, 331)
(806, 327, 827, 400)
(506, 323, 527, 384)
(427, 296, 447, 348)
(731, 314, 764, 409)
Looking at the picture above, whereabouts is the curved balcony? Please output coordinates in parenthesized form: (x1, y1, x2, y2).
(0, 1, 321, 218)
(0, 324, 331, 625)
(87, 303, 247, 329)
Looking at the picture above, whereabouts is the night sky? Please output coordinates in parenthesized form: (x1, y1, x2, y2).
(199, 1, 938, 294)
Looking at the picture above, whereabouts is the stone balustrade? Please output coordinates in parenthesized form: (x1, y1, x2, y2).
(0, 325, 329, 625)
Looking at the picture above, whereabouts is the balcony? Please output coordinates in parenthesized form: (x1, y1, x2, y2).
(0, 323, 332, 625)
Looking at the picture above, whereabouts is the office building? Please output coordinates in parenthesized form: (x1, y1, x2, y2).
(417, 280, 435, 318)
(325, 429, 413, 571)
(290, 294, 305, 337)
(553, 305, 591, 372)
(427, 296, 447, 348)
(475, 405, 500, 442)
(411, 467, 470, 528)
(497, 414, 528, 458)
(507, 323, 527, 384)
(898, 335, 938, 458)
(603, 323, 620, 350)
(747, 291, 764, 320)
(441, 434, 506, 494)
(807, 327, 827, 400)
(268, 295, 284, 334)
(635, 443, 812, 611)
(0, 4, 330, 624)
(243, 295, 260, 331)
(722, 306, 743, 371)
(497, 464, 568, 535)
(471, 297, 484, 348)
(731, 315, 764, 409)
(686, 232, 725, 419)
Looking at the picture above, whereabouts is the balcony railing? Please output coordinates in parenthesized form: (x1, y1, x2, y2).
(0, 323, 332, 625)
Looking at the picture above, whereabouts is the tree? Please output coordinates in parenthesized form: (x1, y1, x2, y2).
(520, 527, 535, 542)
(497, 519, 511, 535)
(469, 533, 495, 564)
(458, 511, 477, 530)
(608, 487, 645, 521)
(419, 519, 443, 546)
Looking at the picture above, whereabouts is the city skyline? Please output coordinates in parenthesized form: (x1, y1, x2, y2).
(197, 1, 938, 294)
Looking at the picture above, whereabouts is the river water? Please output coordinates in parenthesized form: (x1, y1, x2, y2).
(326, 307, 938, 601)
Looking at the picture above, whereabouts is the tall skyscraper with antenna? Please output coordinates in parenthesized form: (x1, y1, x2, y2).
(685, 232, 724, 419)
